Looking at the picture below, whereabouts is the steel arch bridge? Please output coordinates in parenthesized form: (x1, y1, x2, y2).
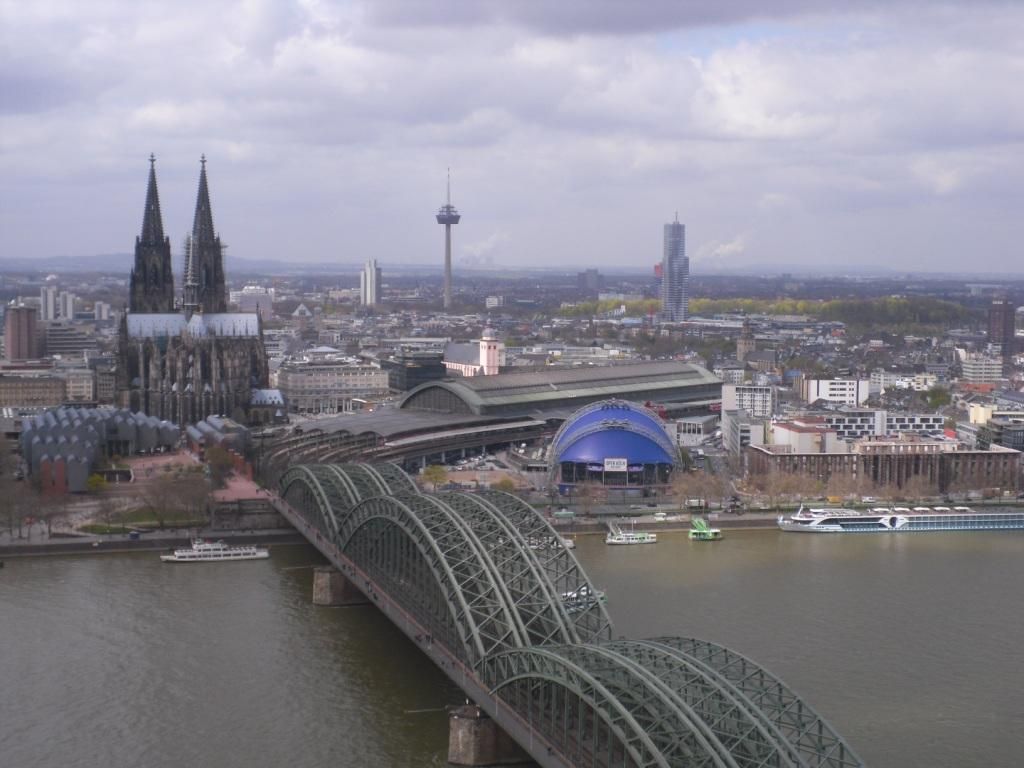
(276, 463, 864, 768)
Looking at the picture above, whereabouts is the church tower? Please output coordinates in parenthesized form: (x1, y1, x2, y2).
(183, 156, 227, 315)
(737, 318, 756, 362)
(129, 155, 175, 313)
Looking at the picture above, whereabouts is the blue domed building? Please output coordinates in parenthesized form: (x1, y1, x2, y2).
(549, 400, 677, 492)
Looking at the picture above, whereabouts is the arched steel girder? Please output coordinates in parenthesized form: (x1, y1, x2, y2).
(543, 645, 740, 768)
(362, 462, 418, 495)
(279, 463, 422, 536)
(484, 646, 670, 768)
(471, 490, 614, 645)
(484, 643, 825, 768)
(606, 641, 807, 768)
(439, 492, 583, 648)
(341, 493, 530, 667)
(279, 465, 343, 537)
(317, 464, 361, 508)
(651, 638, 865, 768)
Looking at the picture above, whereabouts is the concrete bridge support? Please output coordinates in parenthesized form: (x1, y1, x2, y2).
(312, 566, 369, 606)
(447, 705, 532, 766)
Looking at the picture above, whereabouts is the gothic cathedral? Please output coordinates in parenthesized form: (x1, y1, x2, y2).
(116, 156, 270, 427)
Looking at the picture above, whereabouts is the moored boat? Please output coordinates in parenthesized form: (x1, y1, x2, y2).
(778, 505, 1024, 534)
(689, 516, 722, 541)
(605, 522, 657, 545)
(160, 538, 270, 562)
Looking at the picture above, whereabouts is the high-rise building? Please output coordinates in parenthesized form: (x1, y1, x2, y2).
(660, 213, 688, 322)
(58, 291, 76, 320)
(435, 169, 461, 311)
(40, 286, 58, 321)
(577, 268, 603, 294)
(360, 258, 382, 306)
(987, 297, 1017, 357)
(4, 306, 39, 361)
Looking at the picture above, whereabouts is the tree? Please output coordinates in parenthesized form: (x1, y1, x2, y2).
(86, 474, 107, 494)
(492, 476, 517, 493)
(671, 470, 697, 511)
(96, 497, 124, 534)
(36, 495, 68, 538)
(677, 448, 693, 472)
(174, 474, 211, 523)
(421, 464, 447, 491)
(575, 481, 601, 517)
(0, 446, 31, 538)
(137, 474, 176, 528)
(205, 445, 235, 489)
(900, 474, 938, 502)
(926, 386, 951, 409)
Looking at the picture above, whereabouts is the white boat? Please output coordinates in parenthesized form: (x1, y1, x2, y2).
(778, 505, 1024, 534)
(605, 522, 657, 545)
(160, 538, 270, 562)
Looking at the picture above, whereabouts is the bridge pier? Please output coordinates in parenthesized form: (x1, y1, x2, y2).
(312, 566, 369, 606)
(447, 704, 532, 766)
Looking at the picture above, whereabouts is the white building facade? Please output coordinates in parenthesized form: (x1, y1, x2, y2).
(801, 378, 870, 406)
(360, 259, 382, 306)
(722, 384, 775, 419)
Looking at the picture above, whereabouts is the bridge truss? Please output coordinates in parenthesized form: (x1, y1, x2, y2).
(279, 463, 865, 768)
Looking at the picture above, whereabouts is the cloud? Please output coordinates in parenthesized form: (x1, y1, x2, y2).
(695, 234, 748, 266)
(363, 0, 917, 35)
(461, 231, 510, 262)
(0, 1, 1022, 273)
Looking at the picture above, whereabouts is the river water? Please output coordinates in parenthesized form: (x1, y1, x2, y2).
(2, 530, 1023, 767)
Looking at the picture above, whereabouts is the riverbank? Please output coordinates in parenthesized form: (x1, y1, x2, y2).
(0, 528, 305, 558)
(552, 512, 779, 536)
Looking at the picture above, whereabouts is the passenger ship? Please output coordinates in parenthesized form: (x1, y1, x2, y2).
(160, 539, 270, 562)
(605, 522, 657, 545)
(778, 505, 1024, 534)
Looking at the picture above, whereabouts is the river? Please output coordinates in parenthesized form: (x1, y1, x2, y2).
(2, 529, 1022, 767)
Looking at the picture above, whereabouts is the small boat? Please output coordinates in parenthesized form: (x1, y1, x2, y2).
(160, 538, 269, 563)
(605, 522, 657, 545)
(689, 517, 722, 541)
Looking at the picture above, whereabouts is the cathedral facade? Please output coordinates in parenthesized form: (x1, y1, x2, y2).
(116, 156, 269, 427)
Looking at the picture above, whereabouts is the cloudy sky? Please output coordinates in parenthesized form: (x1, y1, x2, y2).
(2, 0, 1023, 274)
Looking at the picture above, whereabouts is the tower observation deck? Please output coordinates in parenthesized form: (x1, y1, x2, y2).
(436, 170, 461, 311)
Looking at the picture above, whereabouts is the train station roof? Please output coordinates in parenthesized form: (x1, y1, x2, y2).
(398, 361, 721, 417)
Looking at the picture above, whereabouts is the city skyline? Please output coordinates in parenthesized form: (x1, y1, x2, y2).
(2, 2, 1023, 273)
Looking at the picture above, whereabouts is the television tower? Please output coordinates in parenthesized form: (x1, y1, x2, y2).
(436, 169, 461, 311)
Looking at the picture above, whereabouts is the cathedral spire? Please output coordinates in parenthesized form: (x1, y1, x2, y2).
(130, 154, 175, 313)
(184, 155, 227, 313)
(191, 154, 216, 247)
(140, 153, 165, 244)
